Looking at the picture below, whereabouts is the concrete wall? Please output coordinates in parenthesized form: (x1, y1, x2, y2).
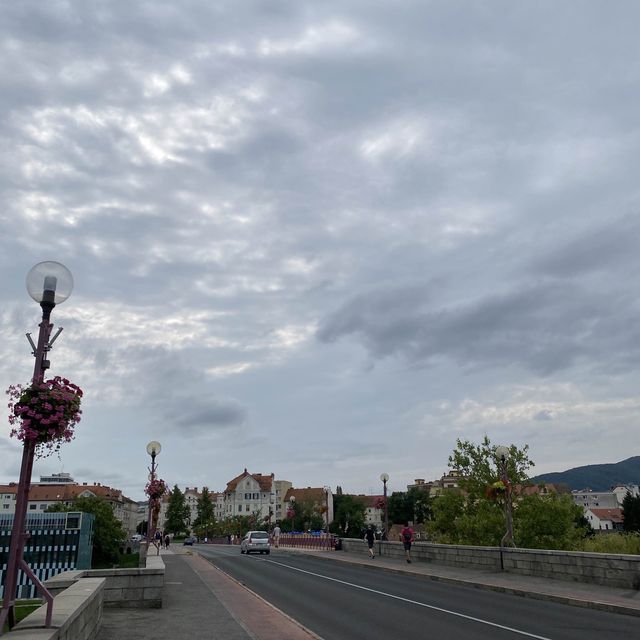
(341, 539, 640, 589)
(45, 555, 165, 608)
(10, 577, 104, 640)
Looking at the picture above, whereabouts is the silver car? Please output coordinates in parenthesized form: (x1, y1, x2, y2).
(240, 530, 271, 555)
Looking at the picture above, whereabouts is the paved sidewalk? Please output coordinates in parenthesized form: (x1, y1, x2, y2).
(97, 546, 318, 640)
(278, 545, 640, 617)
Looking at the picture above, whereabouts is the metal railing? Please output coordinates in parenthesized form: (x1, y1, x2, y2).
(274, 533, 336, 550)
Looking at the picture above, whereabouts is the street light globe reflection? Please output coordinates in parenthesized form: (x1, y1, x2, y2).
(146, 441, 162, 457)
(26, 261, 74, 305)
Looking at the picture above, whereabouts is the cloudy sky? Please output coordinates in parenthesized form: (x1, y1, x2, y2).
(1, 1, 640, 501)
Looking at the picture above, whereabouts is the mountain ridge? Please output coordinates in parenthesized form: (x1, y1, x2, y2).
(529, 456, 640, 492)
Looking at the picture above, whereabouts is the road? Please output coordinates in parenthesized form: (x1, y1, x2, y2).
(196, 545, 637, 640)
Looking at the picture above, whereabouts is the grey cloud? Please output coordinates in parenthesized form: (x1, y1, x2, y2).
(167, 399, 246, 431)
(534, 214, 640, 279)
(3, 1, 640, 498)
(318, 281, 639, 376)
(533, 410, 553, 422)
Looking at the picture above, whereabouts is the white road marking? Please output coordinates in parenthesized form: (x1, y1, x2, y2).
(262, 557, 553, 640)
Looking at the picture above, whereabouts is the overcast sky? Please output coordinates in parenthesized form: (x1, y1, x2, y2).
(1, 1, 640, 502)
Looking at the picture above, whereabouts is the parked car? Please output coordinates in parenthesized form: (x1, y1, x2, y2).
(240, 531, 270, 555)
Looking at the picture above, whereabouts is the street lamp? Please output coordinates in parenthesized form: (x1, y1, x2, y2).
(289, 495, 296, 532)
(380, 473, 389, 540)
(323, 486, 331, 532)
(146, 440, 161, 551)
(0, 262, 73, 633)
(496, 445, 515, 569)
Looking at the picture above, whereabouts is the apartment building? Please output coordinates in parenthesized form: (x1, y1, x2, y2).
(0, 479, 139, 537)
(224, 469, 276, 523)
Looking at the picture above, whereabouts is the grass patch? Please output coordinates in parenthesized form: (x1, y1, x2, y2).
(92, 552, 140, 569)
(1, 600, 43, 632)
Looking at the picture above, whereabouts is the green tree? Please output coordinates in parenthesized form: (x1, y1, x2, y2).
(48, 496, 126, 567)
(514, 493, 587, 550)
(388, 491, 411, 525)
(193, 487, 215, 532)
(427, 490, 466, 543)
(331, 495, 366, 535)
(164, 485, 191, 536)
(622, 492, 640, 532)
(388, 488, 432, 526)
(449, 436, 534, 502)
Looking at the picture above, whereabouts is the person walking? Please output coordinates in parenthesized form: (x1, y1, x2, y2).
(164, 534, 170, 550)
(400, 522, 414, 563)
(273, 524, 281, 548)
(364, 525, 376, 559)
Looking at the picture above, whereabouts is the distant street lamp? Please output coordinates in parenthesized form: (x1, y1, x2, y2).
(146, 441, 161, 550)
(0, 262, 73, 634)
(496, 445, 515, 569)
(289, 495, 296, 532)
(380, 473, 389, 540)
(323, 486, 331, 532)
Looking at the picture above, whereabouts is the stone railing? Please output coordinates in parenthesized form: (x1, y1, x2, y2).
(7, 550, 165, 640)
(9, 577, 104, 640)
(340, 538, 640, 589)
(45, 554, 165, 608)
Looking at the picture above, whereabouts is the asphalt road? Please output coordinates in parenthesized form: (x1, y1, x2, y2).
(196, 545, 637, 640)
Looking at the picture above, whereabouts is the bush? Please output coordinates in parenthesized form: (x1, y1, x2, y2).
(580, 532, 640, 555)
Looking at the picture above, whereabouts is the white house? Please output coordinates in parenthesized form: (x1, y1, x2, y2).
(585, 508, 624, 532)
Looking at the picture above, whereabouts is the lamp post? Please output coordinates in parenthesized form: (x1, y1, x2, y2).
(323, 486, 331, 533)
(380, 473, 389, 540)
(289, 495, 296, 533)
(146, 440, 161, 552)
(496, 445, 515, 570)
(0, 262, 73, 634)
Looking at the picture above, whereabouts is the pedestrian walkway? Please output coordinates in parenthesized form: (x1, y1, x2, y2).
(97, 546, 319, 640)
(280, 545, 640, 618)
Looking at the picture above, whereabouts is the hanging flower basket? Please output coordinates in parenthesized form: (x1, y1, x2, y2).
(485, 481, 506, 500)
(6, 377, 83, 458)
(145, 478, 168, 500)
(374, 497, 386, 510)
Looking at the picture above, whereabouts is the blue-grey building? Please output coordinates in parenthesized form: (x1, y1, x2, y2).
(0, 511, 94, 598)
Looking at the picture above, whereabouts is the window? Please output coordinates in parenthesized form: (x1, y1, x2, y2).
(29, 504, 37, 510)
(253, 493, 259, 500)
(245, 493, 251, 500)
(3, 505, 8, 509)
(238, 505, 242, 512)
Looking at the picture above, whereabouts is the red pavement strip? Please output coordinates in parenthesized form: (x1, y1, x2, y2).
(184, 551, 322, 640)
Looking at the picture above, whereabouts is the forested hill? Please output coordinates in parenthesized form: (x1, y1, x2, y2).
(530, 456, 640, 491)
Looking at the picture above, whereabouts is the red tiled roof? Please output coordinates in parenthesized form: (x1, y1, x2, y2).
(0, 483, 124, 502)
(284, 487, 327, 503)
(589, 508, 623, 523)
(225, 470, 273, 493)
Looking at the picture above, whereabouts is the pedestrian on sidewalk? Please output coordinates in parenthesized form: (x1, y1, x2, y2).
(154, 529, 162, 555)
(273, 524, 281, 548)
(164, 534, 170, 549)
(364, 525, 376, 559)
(400, 523, 414, 563)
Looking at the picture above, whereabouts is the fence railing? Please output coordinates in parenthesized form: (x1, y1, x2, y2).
(274, 533, 336, 550)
